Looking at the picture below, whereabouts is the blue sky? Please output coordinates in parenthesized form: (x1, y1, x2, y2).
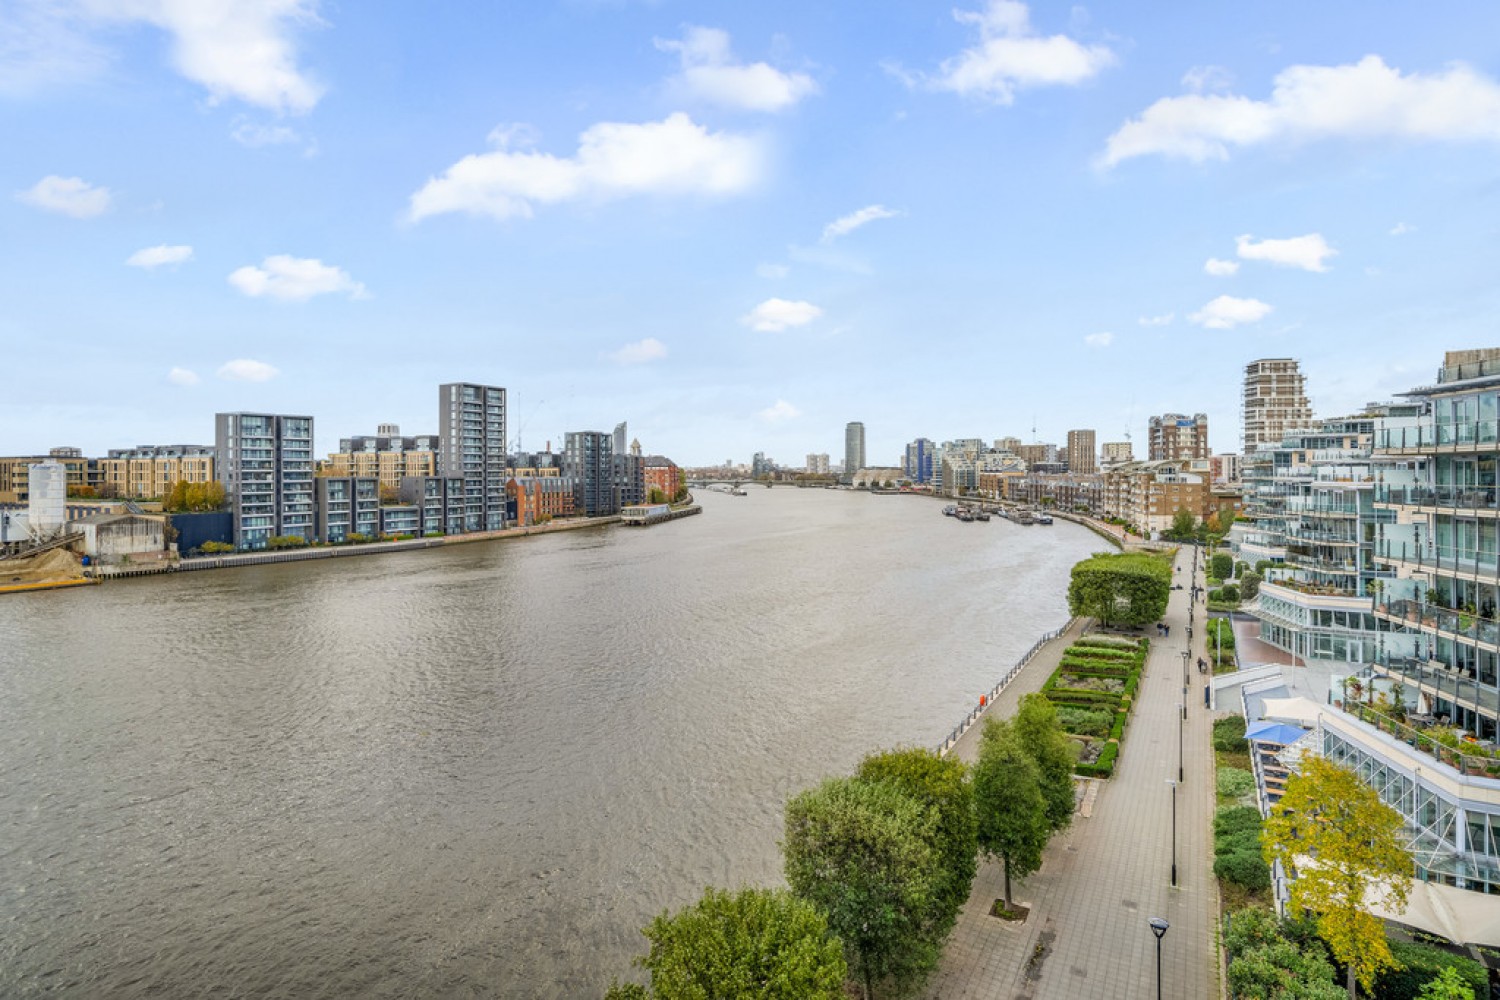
(4, 1, 1499, 466)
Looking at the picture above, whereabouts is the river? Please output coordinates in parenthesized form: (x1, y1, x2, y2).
(0, 488, 1103, 997)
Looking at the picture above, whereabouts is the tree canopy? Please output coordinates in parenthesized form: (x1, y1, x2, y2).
(972, 719, 1050, 908)
(1066, 551, 1171, 627)
(604, 886, 847, 1000)
(784, 777, 941, 999)
(1011, 694, 1078, 832)
(1261, 756, 1412, 999)
(855, 748, 976, 945)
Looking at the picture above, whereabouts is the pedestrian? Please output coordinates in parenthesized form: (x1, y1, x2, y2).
(1164, 624, 1170, 638)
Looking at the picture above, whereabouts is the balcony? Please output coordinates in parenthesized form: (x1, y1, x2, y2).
(1376, 599, 1500, 649)
(1374, 484, 1500, 513)
(1376, 540, 1500, 579)
(1342, 702, 1500, 778)
(1374, 655, 1500, 729)
(1375, 420, 1500, 455)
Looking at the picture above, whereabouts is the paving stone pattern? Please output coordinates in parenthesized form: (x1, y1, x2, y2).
(924, 547, 1218, 999)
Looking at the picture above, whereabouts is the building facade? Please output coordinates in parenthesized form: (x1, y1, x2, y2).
(644, 456, 683, 502)
(325, 427, 438, 492)
(903, 438, 934, 484)
(1101, 460, 1209, 536)
(507, 476, 576, 526)
(1148, 413, 1210, 461)
(1066, 429, 1097, 474)
(844, 422, 865, 484)
(1101, 441, 1134, 466)
(0, 448, 100, 503)
(98, 445, 215, 499)
(1243, 358, 1313, 456)
(565, 430, 616, 516)
(439, 383, 507, 532)
(215, 413, 315, 548)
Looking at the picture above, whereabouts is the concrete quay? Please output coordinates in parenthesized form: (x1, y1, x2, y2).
(924, 545, 1218, 999)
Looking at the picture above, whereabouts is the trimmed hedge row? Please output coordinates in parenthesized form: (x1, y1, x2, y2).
(1071, 636, 1141, 650)
(1214, 805, 1270, 891)
(1046, 634, 1150, 778)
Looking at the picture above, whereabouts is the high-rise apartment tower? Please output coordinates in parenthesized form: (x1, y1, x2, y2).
(844, 422, 865, 483)
(439, 382, 507, 532)
(1066, 429, 1097, 473)
(1242, 358, 1313, 456)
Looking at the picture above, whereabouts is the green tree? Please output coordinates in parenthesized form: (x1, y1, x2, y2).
(1228, 940, 1345, 1000)
(971, 719, 1050, 908)
(1066, 552, 1172, 627)
(1167, 507, 1198, 541)
(1262, 757, 1412, 999)
(1242, 571, 1263, 600)
(1012, 694, 1078, 832)
(1416, 966, 1476, 1000)
(1211, 552, 1234, 580)
(784, 777, 941, 999)
(605, 886, 847, 1000)
(856, 748, 976, 944)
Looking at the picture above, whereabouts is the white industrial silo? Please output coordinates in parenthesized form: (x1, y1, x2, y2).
(28, 460, 67, 539)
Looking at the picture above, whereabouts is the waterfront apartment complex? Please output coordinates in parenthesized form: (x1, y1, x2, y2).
(324, 426, 438, 491)
(1148, 413, 1209, 461)
(1101, 441, 1133, 466)
(1066, 429, 1096, 474)
(903, 438, 934, 484)
(1243, 358, 1313, 456)
(805, 453, 830, 475)
(215, 413, 315, 549)
(1101, 460, 1209, 536)
(844, 422, 865, 484)
(98, 445, 216, 499)
(439, 383, 507, 532)
(564, 430, 616, 517)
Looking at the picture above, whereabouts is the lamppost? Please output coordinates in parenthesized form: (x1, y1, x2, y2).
(1149, 917, 1170, 1000)
(1178, 704, 1184, 782)
(1167, 779, 1178, 887)
(1181, 650, 1190, 715)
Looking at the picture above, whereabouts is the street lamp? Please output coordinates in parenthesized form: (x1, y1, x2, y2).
(1178, 704, 1184, 782)
(1181, 650, 1190, 715)
(1167, 779, 1178, 887)
(1149, 917, 1170, 1000)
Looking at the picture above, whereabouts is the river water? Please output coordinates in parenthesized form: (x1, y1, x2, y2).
(0, 488, 1102, 998)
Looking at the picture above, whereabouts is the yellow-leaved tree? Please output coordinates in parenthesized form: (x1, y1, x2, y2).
(1262, 755, 1412, 999)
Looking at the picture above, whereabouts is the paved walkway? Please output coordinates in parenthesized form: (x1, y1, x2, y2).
(924, 546, 1219, 999)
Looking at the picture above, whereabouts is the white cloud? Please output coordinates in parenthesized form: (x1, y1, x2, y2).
(231, 120, 301, 147)
(216, 358, 279, 382)
(1182, 65, 1233, 93)
(83, 0, 324, 113)
(1236, 233, 1337, 272)
(655, 26, 817, 112)
(126, 244, 194, 268)
(1084, 331, 1113, 348)
(1204, 257, 1240, 276)
(920, 0, 1114, 104)
(821, 204, 900, 243)
(756, 262, 789, 279)
(1103, 55, 1500, 167)
(16, 175, 111, 217)
(228, 254, 367, 301)
(1138, 312, 1174, 326)
(607, 337, 668, 365)
(742, 298, 822, 332)
(408, 113, 763, 222)
(757, 399, 801, 422)
(166, 366, 200, 386)
(1189, 295, 1273, 330)
(1389, 222, 1415, 236)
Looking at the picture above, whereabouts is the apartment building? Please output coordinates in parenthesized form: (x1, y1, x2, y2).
(97, 445, 215, 499)
(1148, 413, 1209, 461)
(0, 448, 99, 503)
(1066, 429, 1096, 474)
(215, 413, 315, 548)
(903, 438, 934, 484)
(1100, 441, 1133, 466)
(564, 430, 615, 516)
(324, 426, 438, 492)
(439, 383, 507, 532)
(806, 453, 831, 476)
(1101, 460, 1208, 536)
(644, 456, 683, 501)
(507, 476, 576, 526)
(844, 422, 865, 484)
(1243, 358, 1313, 456)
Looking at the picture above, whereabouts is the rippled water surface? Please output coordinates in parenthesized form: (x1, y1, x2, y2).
(0, 489, 1102, 997)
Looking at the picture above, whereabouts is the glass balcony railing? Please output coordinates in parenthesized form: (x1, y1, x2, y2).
(1375, 540, 1500, 575)
(1375, 484, 1500, 509)
(1342, 701, 1500, 778)
(1376, 420, 1500, 452)
(1377, 598, 1500, 647)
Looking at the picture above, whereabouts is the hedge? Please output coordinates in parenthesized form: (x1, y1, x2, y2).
(1075, 740, 1118, 778)
(1070, 636, 1143, 651)
(1045, 687, 1123, 707)
(1214, 805, 1270, 891)
(1217, 766, 1256, 801)
(1214, 850, 1271, 892)
(1373, 941, 1488, 1000)
(1213, 716, 1248, 753)
(1062, 644, 1139, 660)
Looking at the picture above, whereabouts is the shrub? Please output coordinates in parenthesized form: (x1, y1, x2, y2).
(1217, 766, 1256, 801)
(1206, 618, 1236, 650)
(1215, 848, 1271, 891)
(1374, 941, 1488, 1000)
(1075, 740, 1117, 778)
(1211, 553, 1234, 580)
(1214, 805, 1262, 838)
(199, 540, 235, 554)
(1213, 716, 1248, 752)
(268, 534, 307, 550)
(1055, 706, 1113, 738)
(1071, 636, 1143, 651)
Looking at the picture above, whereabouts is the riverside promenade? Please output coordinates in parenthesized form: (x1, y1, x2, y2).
(925, 545, 1217, 999)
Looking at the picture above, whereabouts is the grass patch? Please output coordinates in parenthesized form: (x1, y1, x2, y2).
(989, 900, 1030, 922)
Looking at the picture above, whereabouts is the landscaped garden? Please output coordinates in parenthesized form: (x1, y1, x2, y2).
(1040, 633, 1149, 779)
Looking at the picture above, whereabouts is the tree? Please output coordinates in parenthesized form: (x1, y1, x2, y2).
(971, 719, 1050, 909)
(1012, 694, 1078, 832)
(1167, 507, 1198, 541)
(856, 748, 976, 944)
(784, 777, 941, 999)
(1211, 553, 1234, 580)
(1066, 552, 1171, 627)
(1262, 757, 1412, 999)
(606, 886, 847, 1000)
(1241, 571, 1263, 600)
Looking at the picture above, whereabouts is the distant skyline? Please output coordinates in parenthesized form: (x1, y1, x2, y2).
(4, 2, 1498, 464)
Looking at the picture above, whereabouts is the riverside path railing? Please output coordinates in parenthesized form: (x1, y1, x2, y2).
(936, 617, 1079, 757)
